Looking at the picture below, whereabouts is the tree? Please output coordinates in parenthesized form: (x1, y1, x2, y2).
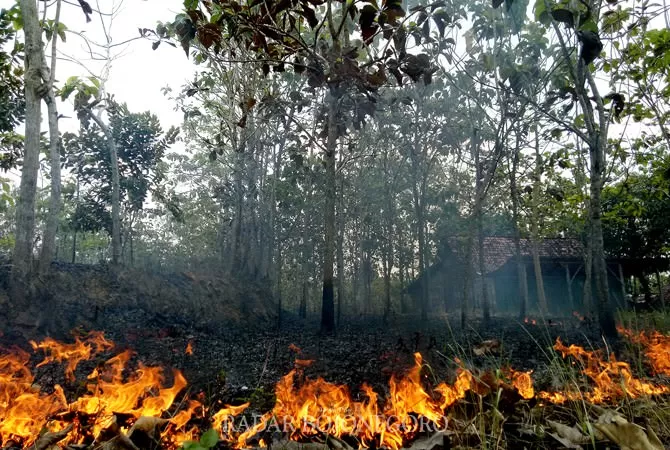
(38, 0, 64, 274)
(11, 0, 47, 302)
(62, 96, 178, 264)
(168, 0, 449, 332)
(0, 5, 24, 172)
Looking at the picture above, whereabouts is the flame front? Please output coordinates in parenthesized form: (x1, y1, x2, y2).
(618, 327, 670, 376)
(2, 329, 670, 449)
(1, 333, 188, 447)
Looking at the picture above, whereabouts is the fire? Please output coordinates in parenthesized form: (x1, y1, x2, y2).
(523, 317, 537, 325)
(2, 330, 670, 449)
(1, 333, 190, 447)
(504, 369, 534, 399)
(185, 341, 194, 355)
(233, 353, 474, 450)
(547, 338, 668, 403)
(618, 327, 670, 376)
(29, 331, 114, 382)
(0, 347, 68, 443)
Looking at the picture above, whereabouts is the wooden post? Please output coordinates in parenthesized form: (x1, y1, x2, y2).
(655, 269, 666, 310)
(618, 263, 627, 306)
(564, 263, 574, 311)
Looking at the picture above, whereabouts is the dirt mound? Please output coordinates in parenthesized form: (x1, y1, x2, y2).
(0, 260, 277, 336)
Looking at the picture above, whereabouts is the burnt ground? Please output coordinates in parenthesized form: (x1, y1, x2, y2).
(1, 307, 610, 411)
(0, 260, 638, 416)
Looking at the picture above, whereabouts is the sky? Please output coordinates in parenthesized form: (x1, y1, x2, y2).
(4, 0, 196, 182)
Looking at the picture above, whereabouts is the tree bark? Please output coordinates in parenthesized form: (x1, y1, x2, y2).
(590, 138, 617, 337)
(531, 133, 548, 315)
(12, 0, 47, 299)
(38, 0, 63, 274)
(510, 137, 529, 319)
(320, 93, 337, 333)
(474, 129, 490, 324)
(461, 230, 474, 328)
(336, 180, 345, 326)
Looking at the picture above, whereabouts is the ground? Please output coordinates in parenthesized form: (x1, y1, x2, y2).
(1, 262, 668, 449)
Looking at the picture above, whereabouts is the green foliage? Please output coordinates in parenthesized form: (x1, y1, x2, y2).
(180, 429, 219, 450)
(62, 101, 178, 234)
(41, 18, 68, 42)
(0, 5, 24, 171)
(602, 153, 670, 259)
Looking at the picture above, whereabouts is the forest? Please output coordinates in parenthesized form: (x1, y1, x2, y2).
(1, 0, 670, 449)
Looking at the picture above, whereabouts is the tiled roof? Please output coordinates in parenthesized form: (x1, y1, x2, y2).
(446, 236, 584, 274)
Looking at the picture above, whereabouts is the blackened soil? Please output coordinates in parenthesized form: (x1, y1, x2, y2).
(1, 310, 611, 411)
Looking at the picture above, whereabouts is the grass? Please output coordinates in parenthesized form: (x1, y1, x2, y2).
(425, 309, 670, 448)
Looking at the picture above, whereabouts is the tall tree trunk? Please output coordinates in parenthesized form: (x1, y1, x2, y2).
(474, 129, 489, 324)
(582, 238, 593, 312)
(276, 246, 282, 330)
(321, 93, 337, 333)
(412, 167, 428, 320)
(86, 112, 121, 265)
(12, 0, 46, 299)
(398, 227, 407, 313)
(336, 181, 345, 326)
(531, 132, 548, 315)
(38, 0, 62, 274)
(71, 178, 79, 264)
(299, 280, 308, 319)
(590, 138, 617, 337)
(510, 135, 529, 319)
(461, 229, 474, 329)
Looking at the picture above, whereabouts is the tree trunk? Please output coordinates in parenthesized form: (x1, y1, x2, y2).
(38, 0, 63, 274)
(583, 239, 593, 313)
(531, 133, 548, 315)
(12, 0, 46, 299)
(299, 280, 308, 319)
(276, 246, 282, 330)
(398, 228, 407, 314)
(589, 139, 617, 337)
(321, 93, 337, 333)
(565, 264, 575, 311)
(86, 112, 121, 265)
(511, 132, 529, 319)
(412, 168, 428, 320)
(461, 229, 474, 328)
(474, 128, 489, 324)
(336, 182, 345, 326)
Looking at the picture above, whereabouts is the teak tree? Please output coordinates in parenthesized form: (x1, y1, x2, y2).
(169, 0, 449, 331)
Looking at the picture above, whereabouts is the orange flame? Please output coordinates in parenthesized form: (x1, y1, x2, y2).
(3, 330, 670, 449)
(504, 369, 534, 399)
(618, 327, 670, 376)
(185, 341, 194, 356)
(545, 338, 668, 403)
(29, 331, 114, 382)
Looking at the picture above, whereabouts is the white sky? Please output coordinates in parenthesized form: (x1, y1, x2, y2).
(4, 0, 196, 182)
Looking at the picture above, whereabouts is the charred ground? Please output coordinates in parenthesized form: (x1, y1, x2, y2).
(0, 260, 610, 405)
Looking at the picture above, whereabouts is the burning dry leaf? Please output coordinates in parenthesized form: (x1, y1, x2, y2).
(32, 424, 73, 450)
(472, 339, 500, 356)
(594, 411, 664, 450)
(128, 416, 169, 436)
